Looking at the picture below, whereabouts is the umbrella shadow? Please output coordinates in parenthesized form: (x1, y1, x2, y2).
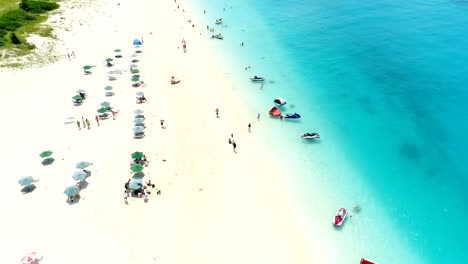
(84, 170, 92, 178)
(133, 172, 145, 179)
(41, 157, 55, 166)
(301, 139, 321, 145)
(77, 180, 89, 190)
(21, 184, 36, 194)
(66, 196, 81, 205)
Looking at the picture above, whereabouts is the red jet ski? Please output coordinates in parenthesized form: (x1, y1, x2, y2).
(333, 208, 348, 226)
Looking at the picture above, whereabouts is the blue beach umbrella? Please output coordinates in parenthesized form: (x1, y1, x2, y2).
(129, 178, 143, 190)
(104, 86, 113, 91)
(64, 185, 80, 196)
(134, 118, 145, 124)
(133, 126, 145, 133)
(72, 170, 87, 181)
(18, 176, 34, 186)
(76, 161, 91, 169)
(100, 101, 111, 107)
(134, 109, 144, 115)
(136, 91, 144, 97)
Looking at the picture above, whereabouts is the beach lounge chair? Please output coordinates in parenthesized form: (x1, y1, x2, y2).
(134, 114, 145, 119)
(171, 76, 181, 85)
(84, 70, 92, 75)
(105, 91, 115, 97)
(73, 99, 83, 106)
(98, 113, 109, 120)
(108, 76, 117, 81)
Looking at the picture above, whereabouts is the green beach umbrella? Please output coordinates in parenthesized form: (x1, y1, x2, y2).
(76, 161, 91, 169)
(97, 107, 108, 113)
(131, 69, 140, 74)
(131, 76, 140, 82)
(82, 65, 92, 70)
(100, 101, 111, 107)
(134, 109, 144, 115)
(39, 150, 53, 158)
(134, 118, 145, 124)
(64, 185, 80, 196)
(114, 49, 121, 52)
(130, 163, 144, 173)
(131, 151, 144, 160)
(105, 58, 113, 62)
(104, 86, 113, 91)
(136, 91, 144, 97)
(18, 176, 34, 186)
(72, 95, 83, 100)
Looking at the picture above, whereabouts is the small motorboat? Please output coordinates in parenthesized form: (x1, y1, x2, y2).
(283, 113, 301, 119)
(215, 18, 223, 24)
(250, 76, 264, 82)
(269, 106, 282, 116)
(333, 208, 348, 226)
(212, 33, 223, 40)
(301, 133, 320, 139)
(274, 97, 286, 107)
(360, 258, 376, 264)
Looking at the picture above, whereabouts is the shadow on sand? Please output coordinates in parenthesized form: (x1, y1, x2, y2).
(41, 157, 55, 166)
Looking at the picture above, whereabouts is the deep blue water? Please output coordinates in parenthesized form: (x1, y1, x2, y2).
(189, 0, 468, 262)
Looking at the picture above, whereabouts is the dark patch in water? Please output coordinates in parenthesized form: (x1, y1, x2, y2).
(356, 96, 376, 115)
(289, 104, 295, 109)
(425, 166, 440, 180)
(400, 143, 422, 161)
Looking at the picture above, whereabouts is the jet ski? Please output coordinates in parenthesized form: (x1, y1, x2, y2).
(215, 18, 223, 24)
(269, 106, 282, 116)
(283, 113, 301, 119)
(301, 132, 320, 139)
(250, 76, 264, 82)
(333, 208, 348, 227)
(360, 258, 376, 264)
(274, 97, 286, 107)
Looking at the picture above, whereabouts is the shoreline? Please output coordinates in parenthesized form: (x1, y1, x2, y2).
(0, 0, 312, 263)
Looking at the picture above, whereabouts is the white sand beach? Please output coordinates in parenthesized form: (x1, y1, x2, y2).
(0, 0, 314, 263)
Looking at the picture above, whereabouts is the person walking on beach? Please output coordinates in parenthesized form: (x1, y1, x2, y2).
(72, 51, 75, 58)
(248, 123, 251, 132)
(95, 115, 100, 126)
(232, 140, 237, 153)
(215, 108, 219, 118)
(85, 118, 91, 129)
(81, 116, 85, 126)
(160, 119, 165, 129)
(257, 113, 260, 120)
(124, 190, 128, 203)
(228, 138, 232, 144)
(77, 120, 81, 130)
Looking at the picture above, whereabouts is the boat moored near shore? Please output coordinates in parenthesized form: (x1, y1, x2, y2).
(274, 97, 287, 107)
(301, 132, 320, 139)
(250, 76, 264, 82)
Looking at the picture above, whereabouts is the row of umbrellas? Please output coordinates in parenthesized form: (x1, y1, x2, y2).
(64, 161, 93, 196)
(129, 151, 145, 190)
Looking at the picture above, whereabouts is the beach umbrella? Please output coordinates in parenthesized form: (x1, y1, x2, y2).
(72, 95, 83, 100)
(131, 151, 144, 160)
(72, 170, 87, 181)
(131, 76, 140, 82)
(136, 91, 144, 97)
(134, 109, 144, 115)
(97, 107, 108, 113)
(134, 118, 145, 124)
(64, 185, 80, 196)
(105, 58, 113, 62)
(21, 252, 37, 264)
(130, 64, 138, 68)
(76, 161, 91, 169)
(39, 150, 53, 158)
(129, 178, 143, 190)
(76, 89, 86, 94)
(100, 101, 111, 107)
(104, 86, 113, 91)
(114, 49, 121, 52)
(82, 65, 92, 70)
(130, 163, 144, 173)
(18, 176, 34, 186)
(133, 126, 145, 133)
(131, 54, 138, 58)
(131, 69, 140, 74)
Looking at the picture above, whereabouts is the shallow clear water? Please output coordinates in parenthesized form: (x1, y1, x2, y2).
(190, 0, 468, 262)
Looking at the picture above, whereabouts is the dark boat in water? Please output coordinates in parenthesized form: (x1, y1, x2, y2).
(301, 132, 320, 139)
(283, 113, 301, 119)
(250, 76, 264, 82)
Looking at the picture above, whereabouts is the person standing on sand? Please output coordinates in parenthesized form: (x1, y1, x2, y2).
(77, 120, 81, 130)
(85, 118, 91, 129)
(232, 141, 237, 153)
(248, 123, 251, 132)
(95, 116, 100, 126)
(124, 190, 128, 203)
(160, 120, 165, 128)
(215, 108, 219, 118)
(81, 116, 85, 126)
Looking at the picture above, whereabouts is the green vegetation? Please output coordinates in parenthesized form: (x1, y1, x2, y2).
(0, 0, 59, 59)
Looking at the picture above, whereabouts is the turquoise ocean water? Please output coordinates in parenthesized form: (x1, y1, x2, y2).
(187, 0, 468, 262)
